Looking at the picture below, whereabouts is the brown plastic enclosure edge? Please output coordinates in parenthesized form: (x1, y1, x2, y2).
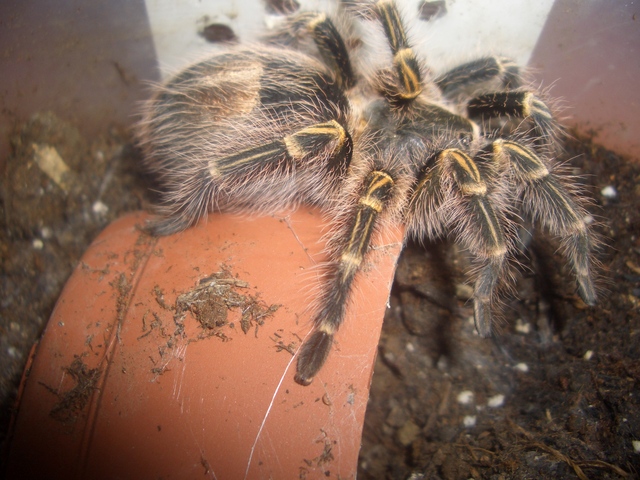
(5, 208, 403, 479)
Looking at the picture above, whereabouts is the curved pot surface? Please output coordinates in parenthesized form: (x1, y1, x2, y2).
(6, 209, 402, 479)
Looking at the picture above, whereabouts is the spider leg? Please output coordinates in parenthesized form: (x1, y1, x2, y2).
(305, 13, 356, 89)
(212, 120, 353, 178)
(266, 11, 355, 89)
(295, 168, 396, 385)
(466, 91, 557, 145)
(492, 140, 596, 305)
(409, 148, 508, 337)
(148, 120, 353, 235)
(373, 0, 424, 101)
(435, 56, 521, 97)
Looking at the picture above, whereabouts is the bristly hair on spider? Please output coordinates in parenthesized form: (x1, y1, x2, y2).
(136, 0, 597, 386)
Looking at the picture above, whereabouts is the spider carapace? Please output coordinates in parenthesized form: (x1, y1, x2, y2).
(137, 0, 596, 386)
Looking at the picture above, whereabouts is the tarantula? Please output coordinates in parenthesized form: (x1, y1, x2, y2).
(137, 0, 596, 386)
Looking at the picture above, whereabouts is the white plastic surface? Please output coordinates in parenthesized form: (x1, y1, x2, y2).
(145, 0, 555, 78)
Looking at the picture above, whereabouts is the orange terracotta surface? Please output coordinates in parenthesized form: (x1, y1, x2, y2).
(6, 208, 403, 479)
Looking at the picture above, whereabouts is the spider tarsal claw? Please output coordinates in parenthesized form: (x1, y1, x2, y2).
(578, 277, 597, 307)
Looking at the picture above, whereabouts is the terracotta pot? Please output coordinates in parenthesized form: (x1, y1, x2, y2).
(5, 208, 403, 479)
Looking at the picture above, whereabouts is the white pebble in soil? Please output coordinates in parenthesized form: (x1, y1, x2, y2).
(463, 415, 477, 428)
(515, 318, 531, 334)
(600, 185, 618, 199)
(457, 390, 474, 405)
(92, 200, 109, 216)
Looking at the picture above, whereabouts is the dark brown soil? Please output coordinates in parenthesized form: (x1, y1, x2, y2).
(359, 136, 640, 479)
(1, 112, 638, 479)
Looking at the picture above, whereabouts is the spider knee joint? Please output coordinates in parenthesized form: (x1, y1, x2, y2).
(494, 140, 549, 181)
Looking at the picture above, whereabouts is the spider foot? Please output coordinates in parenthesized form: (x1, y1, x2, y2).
(472, 256, 504, 337)
(572, 232, 597, 306)
(295, 330, 333, 386)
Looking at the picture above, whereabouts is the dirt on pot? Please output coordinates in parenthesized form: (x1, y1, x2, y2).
(1, 111, 638, 479)
(0, 112, 148, 442)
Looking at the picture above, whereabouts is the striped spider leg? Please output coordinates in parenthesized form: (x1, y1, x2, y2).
(433, 55, 597, 306)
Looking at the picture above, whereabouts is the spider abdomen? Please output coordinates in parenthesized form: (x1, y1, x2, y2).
(138, 47, 352, 234)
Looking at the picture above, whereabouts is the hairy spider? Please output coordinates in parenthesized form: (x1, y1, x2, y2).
(137, 0, 596, 386)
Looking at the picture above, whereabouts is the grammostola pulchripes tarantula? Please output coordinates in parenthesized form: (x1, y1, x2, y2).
(137, 0, 596, 386)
